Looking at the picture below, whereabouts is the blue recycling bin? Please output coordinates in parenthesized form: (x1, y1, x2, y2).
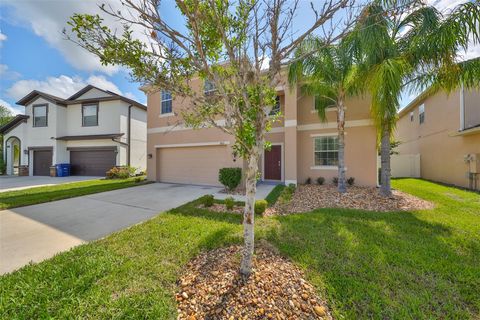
(56, 163, 71, 177)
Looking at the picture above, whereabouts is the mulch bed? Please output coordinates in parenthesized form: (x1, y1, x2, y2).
(269, 185, 433, 215)
(176, 244, 332, 320)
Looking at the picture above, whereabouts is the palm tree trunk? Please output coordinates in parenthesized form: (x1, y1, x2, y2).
(239, 146, 259, 277)
(379, 124, 392, 197)
(337, 94, 347, 193)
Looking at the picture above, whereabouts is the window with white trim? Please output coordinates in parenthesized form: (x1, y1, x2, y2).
(419, 104, 425, 124)
(314, 136, 339, 166)
(161, 90, 172, 114)
(33, 104, 48, 127)
(82, 104, 98, 126)
(410, 111, 414, 122)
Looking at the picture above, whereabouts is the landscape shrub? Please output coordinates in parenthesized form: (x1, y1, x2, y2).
(106, 166, 136, 179)
(347, 177, 355, 186)
(305, 177, 312, 184)
(332, 177, 338, 185)
(200, 195, 214, 207)
(254, 200, 268, 215)
(224, 196, 235, 210)
(134, 176, 145, 183)
(218, 167, 242, 191)
(317, 177, 325, 185)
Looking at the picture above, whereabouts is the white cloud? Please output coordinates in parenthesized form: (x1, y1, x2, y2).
(1, 0, 149, 75)
(0, 98, 22, 115)
(0, 64, 21, 80)
(6, 74, 122, 101)
(0, 31, 6, 42)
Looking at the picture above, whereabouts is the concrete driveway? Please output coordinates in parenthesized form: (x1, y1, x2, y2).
(0, 183, 220, 274)
(0, 175, 100, 193)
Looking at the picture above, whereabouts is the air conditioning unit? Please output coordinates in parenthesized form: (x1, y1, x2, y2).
(464, 153, 480, 173)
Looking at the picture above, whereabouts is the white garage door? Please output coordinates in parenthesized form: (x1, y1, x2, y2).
(157, 145, 236, 186)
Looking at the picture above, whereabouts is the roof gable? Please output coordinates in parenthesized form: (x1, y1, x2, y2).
(67, 85, 114, 101)
(16, 90, 66, 106)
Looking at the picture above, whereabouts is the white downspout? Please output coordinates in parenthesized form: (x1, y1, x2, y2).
(460, 83, 465, 131)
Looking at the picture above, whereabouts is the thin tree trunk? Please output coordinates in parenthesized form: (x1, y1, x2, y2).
(239, 146, 259, 277)
(337, 94, 347, 193)
(379, 124, 392, 197)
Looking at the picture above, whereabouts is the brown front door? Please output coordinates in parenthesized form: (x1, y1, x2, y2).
(33, 150, 52, 176)
(264, 145, 281, 180)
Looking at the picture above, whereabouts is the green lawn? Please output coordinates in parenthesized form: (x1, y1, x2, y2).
(0, 177, 149, 210)
(1, 179, 479, 319)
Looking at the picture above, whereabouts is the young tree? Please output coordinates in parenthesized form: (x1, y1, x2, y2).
(66, 0, 357, 277)
(353, 0, 480, 197)
(288, 36, 360, 193)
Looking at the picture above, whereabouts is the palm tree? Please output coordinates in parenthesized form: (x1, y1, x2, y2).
(353, 0, 480, 197)
(288, 37, 360, 193)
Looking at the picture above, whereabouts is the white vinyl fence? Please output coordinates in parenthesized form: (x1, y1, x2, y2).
(378, 154, 421, 178)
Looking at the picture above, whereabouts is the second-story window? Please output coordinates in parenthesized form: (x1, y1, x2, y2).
(269, 96, 281, 115)
(82, 104, 98, 126)
(204, 80, 216, 96)
(410, 111, 414, 122)
(161, 90, 172, 114)
(33, 104, 48, 127)
(419, 104, 425, 124)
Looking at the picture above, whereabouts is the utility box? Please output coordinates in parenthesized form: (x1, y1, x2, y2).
(464, 153, 480, 173)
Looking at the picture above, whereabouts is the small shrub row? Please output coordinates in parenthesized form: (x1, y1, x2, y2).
(106, 166, 136, 179)
(332, 177, 355, 186)
(254, 200, 268, 215)
(305, 176, 355, 186)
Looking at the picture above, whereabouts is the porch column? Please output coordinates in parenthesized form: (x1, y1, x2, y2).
(284, 84, 297, 185)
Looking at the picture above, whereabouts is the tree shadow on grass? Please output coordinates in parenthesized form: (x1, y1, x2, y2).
(265, 208, 479, 319)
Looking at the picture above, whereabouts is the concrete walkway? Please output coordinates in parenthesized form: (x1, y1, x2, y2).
(0, 183, 220, 274)
(0, 175, 101, 193)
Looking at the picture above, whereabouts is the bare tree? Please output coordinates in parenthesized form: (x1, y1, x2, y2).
(66, 0, 357, 277)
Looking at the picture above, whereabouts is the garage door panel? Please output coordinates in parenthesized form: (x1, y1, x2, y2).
(33, 150, 52, 176)
(157, 146, 233, 186)
(70, 150, 116, 176)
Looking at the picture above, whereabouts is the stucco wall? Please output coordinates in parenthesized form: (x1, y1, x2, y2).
(146, 77, 378, 186)
(396, 89, 480, 189)
(297, 125, 377, 186)
(130, 106, 147, 170)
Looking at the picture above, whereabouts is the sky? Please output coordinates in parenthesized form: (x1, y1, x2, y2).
(0, 0, 478, 116)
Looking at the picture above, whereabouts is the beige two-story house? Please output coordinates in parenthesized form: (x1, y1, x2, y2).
(144, 76, 378, 187)
(395, 87, 480, 190)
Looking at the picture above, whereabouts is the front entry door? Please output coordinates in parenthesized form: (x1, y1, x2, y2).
(264, 145, 281, 180)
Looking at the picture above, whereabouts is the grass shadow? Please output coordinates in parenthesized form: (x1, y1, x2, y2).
(265, 207, 478, 319)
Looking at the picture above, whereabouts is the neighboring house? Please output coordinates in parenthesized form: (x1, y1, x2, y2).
(143, 76, 378, 187)
(1, 85, 147, 176)
(395, 87, 480, 190)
